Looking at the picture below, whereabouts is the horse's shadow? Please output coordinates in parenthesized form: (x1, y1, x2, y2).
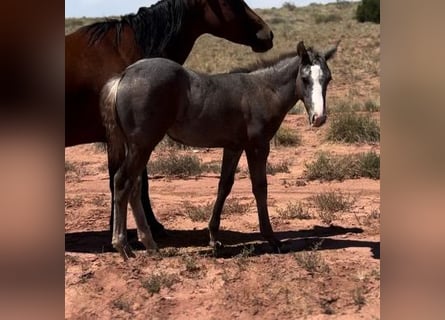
(65, 225, 379, 260)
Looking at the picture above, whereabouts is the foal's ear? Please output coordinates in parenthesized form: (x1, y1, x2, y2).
(297, 41, 310, 65)
(324, 40, 340, 61)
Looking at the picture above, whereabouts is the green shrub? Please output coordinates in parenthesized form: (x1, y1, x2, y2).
(356, 0, 380, 23)
(326, 112, 380, 143)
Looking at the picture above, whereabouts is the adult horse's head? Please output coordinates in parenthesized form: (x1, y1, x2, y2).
(296, 40, 339, 127)
(202, 0, 274, 52)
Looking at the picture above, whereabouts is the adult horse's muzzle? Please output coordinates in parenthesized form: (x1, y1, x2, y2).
(251, 29, 274, 52)
(310, 113, 327, 127)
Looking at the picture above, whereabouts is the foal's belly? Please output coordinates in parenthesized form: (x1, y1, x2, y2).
(166, 122, 243, 149)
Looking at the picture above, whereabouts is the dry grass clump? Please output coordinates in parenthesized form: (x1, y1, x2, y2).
(277, 201, 311, 220)
(326, 112, 380, 143)
(311, 190, 355, 224)
(273, 126, 301, 147)
(304, 151, 380, 181)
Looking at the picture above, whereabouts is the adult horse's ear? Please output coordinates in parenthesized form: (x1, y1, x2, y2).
(324, 40, 340, 61)
(297, 41, 310, 65)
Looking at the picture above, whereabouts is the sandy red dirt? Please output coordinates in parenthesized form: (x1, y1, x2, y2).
(65, 114, 380, 319)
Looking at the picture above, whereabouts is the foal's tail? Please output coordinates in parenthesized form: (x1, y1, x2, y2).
(100, 75, 126, 167)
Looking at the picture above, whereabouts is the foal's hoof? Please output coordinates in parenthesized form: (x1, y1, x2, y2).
(209, 240, 224, 249)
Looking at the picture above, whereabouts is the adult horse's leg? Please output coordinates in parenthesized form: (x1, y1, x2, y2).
(245, 143, 282, 252)
(208, 148, 243, 248)
(140, 168, 167, 237)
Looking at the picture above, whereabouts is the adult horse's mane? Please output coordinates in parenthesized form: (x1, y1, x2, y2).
(82, 0, 185, 57)
(229, 47, 322, 73)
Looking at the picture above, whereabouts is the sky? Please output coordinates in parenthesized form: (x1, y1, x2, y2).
(65, 0, 343, 18)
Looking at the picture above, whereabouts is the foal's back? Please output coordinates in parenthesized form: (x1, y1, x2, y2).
(116, 58, 190, 145)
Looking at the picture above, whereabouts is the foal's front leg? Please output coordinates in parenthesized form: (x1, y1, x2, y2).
(245, 144, 282, 252)
(208, 148, 243, 248)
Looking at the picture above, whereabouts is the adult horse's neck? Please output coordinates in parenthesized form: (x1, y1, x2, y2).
(85, 0, 205, 66)
(133, 0, 203, 64)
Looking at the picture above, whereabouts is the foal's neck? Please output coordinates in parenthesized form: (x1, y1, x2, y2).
(258, 56, 300, 109)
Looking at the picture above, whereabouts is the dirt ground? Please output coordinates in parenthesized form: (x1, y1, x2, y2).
(65, 114, 380, 319)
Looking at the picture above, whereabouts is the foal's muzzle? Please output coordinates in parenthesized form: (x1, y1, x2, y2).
(310, 114, 327, 127)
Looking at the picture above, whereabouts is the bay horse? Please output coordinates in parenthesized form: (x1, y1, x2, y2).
(100, 40, 339, 259)
(65, 0, 274, 236)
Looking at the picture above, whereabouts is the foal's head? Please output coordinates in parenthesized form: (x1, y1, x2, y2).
(296, 41, 338, 127)
(201, 0, 274, 52)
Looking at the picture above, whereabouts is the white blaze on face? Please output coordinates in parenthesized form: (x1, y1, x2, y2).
(310, 65, 324, 117)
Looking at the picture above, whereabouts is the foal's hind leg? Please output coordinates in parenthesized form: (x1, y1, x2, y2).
(108, 158, 166, 239)
(112, 146, 153, 259)
(209, 148, 243, 248)
(245, 144, 282, 252)
(113, 166, 137, 260)
(129, 175, 158, 253)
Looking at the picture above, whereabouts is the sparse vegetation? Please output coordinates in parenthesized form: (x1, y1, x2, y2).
(183, 201, 213, 222)
(363, 99, 379, 112)
(142, 272, 179, 295)
(183, 197, 249, 222)
(314, 13, 342, 24)
(147, 152, 224, 177)
(112, 298, 131, 313)
(311, 190, 355, 224)
(235, 244, 256, 270)
(223, 198, 251, 215)
(352, 285, 366, 309)
(304, 151, 380, 181)
(295, 241, 329, 274)
(277, 201, 311, 219)
(182, 254, 201, 273)
(326, 111, 380, 143)
(266, 160, 291, 175)
(148, 152, 203, 177)
(273, 126, 301, 147)
(161, 247, 180, 257)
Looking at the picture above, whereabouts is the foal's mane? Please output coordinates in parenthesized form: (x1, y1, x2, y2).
(229, 46, 322, 73)
(83, 0, 186, 57)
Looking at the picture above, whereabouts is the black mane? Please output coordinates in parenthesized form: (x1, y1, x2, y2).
(229, 46, 322, 73)
(83, 0, 186, 57)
